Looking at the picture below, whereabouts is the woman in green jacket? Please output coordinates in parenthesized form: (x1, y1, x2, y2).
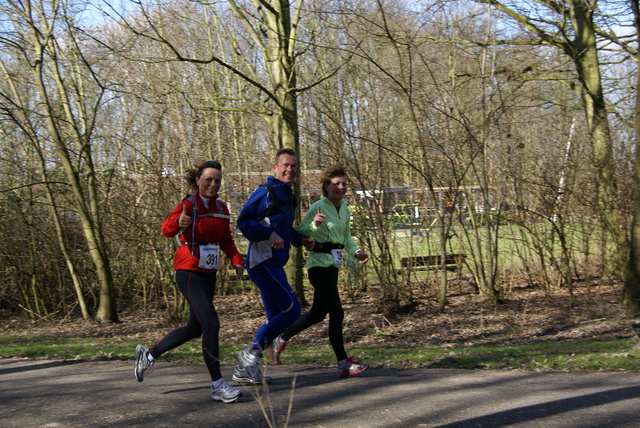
(270, 165, 371, 377)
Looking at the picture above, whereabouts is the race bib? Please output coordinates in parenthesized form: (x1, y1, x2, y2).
(198, 244, 220, 270)
(331, 248, 343, 265)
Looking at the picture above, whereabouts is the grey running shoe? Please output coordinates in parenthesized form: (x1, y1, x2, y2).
(337, 357, 369, 378)
(211, 380, 242, 403)
(134, 344, 154, 382)
(232, 364, 272, 384)
(270, 336, 287, 365)
(238, 346, 262, 367)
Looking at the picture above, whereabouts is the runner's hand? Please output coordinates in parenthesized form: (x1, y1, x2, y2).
(178, 205, 191, 228)
(302, 238, 315, 251)
(234, 265, 245, 280)
(313, 206, 326, 227)
(269, 231, 284, 249)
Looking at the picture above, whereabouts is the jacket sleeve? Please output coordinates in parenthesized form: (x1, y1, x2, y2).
(290, 227, 305, 247)
(237, 186, 273, 242)
(217, 202, 245, 267)
(161, 199, 192, 238)
(297, 201, 320, 237)
(342, 205, 359, 256)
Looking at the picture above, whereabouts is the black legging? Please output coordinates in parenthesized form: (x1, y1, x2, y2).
(281, 266, 347, 362)
(149, 270, 222, 381)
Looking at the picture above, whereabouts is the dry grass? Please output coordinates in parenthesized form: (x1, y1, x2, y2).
(1, 276, 636, 352)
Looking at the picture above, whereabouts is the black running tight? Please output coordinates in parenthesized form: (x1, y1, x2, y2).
(281, 266, 347, 362)
(149, 270, 222, 381)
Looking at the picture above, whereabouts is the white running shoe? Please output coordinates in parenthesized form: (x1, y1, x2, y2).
(211, 380, 242, 403)
(337, 357, 369, 378)
(134, 344, 154, 382)
(270, 336, 287, 365)
(232, 364, 272, 384)
(237, 346, 262, 367)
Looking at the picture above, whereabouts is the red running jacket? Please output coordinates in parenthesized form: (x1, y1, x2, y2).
(161, 192, 244, 273)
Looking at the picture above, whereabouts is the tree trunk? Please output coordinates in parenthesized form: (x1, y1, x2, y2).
(25, 2, 118, 322)
(253, 0, 306, 302)
(569, 0, 627, 275)
(624, 0, 640, 315)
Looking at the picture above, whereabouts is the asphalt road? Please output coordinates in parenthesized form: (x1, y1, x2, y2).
(1, 358, 639, 427)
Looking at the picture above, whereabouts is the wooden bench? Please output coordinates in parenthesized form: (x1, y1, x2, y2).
(399, 253, 467, 274)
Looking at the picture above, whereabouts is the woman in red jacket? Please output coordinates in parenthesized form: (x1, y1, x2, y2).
(134, 160, 245, 404)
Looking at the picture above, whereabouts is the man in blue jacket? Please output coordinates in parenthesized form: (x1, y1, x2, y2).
(233, 148, 314, 384)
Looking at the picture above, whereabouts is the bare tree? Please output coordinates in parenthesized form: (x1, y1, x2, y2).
(0, 0, 117, 321)
(625, 0, 640, 314)
(461, 0, 627, 279)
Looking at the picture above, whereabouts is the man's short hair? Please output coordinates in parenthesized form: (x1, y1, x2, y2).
(275, 148, 296, 164)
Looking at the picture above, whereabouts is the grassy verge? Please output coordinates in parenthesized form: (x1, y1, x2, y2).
(1, 336, 638, 373)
